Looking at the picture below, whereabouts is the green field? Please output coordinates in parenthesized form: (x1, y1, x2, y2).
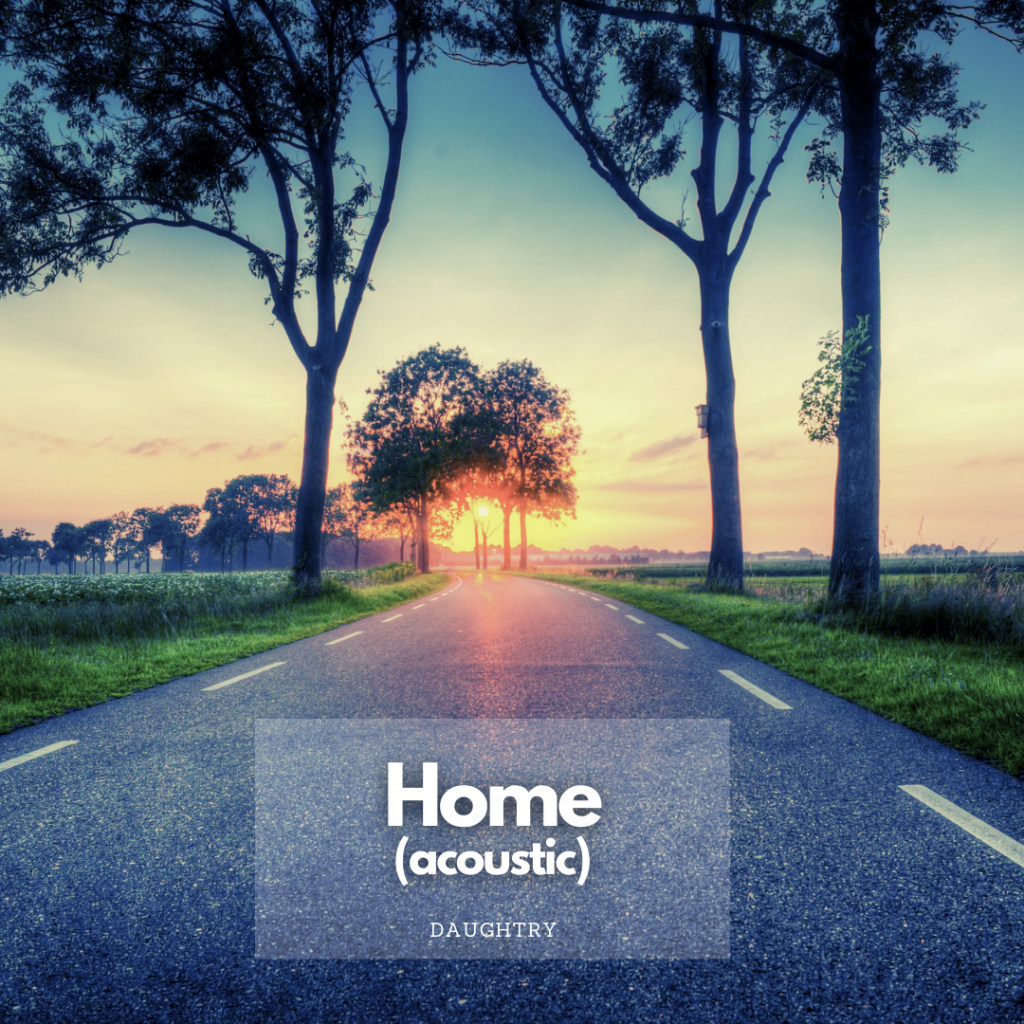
(580, 554, 1024, 580)
(0, 565, 446, 734)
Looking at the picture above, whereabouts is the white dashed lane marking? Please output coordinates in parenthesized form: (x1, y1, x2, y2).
(718, 669, 792, 710)
(0, 740, 79, 773)
(413, 604, 426, 610)
(202, 662, 287, 692)
(605, 604, 618, 610)
(325, 631, 363, 646)
(382, 614, 403, 623)
(626, 615, 644, 624)
(900, 785, 1024, 869)
(657, 633, 689, 650)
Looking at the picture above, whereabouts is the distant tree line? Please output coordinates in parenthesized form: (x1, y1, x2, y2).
(1, 479, 293, 576)
(1, 351, 580, 576)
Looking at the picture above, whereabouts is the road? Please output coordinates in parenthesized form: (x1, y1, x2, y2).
(1, 571, 1022, 1022)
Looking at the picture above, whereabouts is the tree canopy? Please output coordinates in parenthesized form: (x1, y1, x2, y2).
(465, 359, 580, 569)
(446, 0, 822, 588)
(347, 348, 580, 572)
(347, 344, 481, 572)
(552, 0, 1024, 600)
(1, 0, 441, 585)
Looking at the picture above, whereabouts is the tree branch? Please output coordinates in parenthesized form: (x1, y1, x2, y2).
(563, 0, 837, 70)
(728, 79, 818, 270)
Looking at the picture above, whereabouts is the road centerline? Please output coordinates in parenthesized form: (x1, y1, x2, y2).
(0, 740, 79, 773)
(899, 785, 1024, 869)
(325, 631, 364, 646)
(626, 615, 644, 624)
(657, 633, 689, 650)
(382, 614, 403, 622)
(718, 669, 792, 710)
(201, 662, 287, 692)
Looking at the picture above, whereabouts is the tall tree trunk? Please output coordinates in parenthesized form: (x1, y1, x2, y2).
(829, 2, 883, 604)
(473, 520, 480, 570)
(292, 368, 337, 585)
(353, 536, 361, 572)
(502, 507, 512, 571)
(698, 268, 744, 589)
(518, 506, 528, 569)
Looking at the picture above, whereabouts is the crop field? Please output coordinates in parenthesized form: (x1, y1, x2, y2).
(578, 554, 1024, 580)
(0, 564, 416, 606)
(0, 563, 439, 733)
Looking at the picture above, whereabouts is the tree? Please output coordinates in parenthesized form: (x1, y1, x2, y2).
(449, 470, 502, 569)
(1, 0, 442, 587)
(81, 518, 114, 574)
(474, 360, 581, 569)
(347, 345, 482, 572)
(558, 0, 1024, 601)
(31, 539, 51, 574)
(327, 482, 384, 570)
(130, 507, 164, 573)
(200, 488, 239, 572)
(253, 475, 296, 568)
(2, 528, 34, 574)
(320, 485, 348, 567)
(148, 504, 201, 572)
(449, 0, 820, 587)
(50, 522, 86, 574)
(108, 512, 130, 573)
(380, 505, 417, 563)
(219, 474, 295, 571)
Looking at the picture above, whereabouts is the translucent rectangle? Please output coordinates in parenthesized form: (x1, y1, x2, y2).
(256, 719, 729, 960)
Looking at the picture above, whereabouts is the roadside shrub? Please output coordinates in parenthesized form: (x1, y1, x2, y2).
(813, 573, 1024, 651)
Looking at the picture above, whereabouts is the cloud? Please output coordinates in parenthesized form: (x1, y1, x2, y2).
(126, 438, 185, 457)
(5, 428, 74, 452)
(189, 441, 233, 457)
(628, 435, 696, 461)
(595, 478, 707, 493)
(957, 454, 1024, 469)
(235, 435, 298, 461)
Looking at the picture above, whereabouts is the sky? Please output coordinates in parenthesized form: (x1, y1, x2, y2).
(3, 21, 1024, 558)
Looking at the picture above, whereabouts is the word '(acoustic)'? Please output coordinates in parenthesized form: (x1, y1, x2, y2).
(388, 762, 601, 887)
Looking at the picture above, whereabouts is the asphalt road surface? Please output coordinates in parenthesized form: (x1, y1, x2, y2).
(1, 571, 1023, 1023)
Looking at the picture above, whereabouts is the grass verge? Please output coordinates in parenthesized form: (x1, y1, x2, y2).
(522, 571, 1024, 777)
(0, 571, 449, 734)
